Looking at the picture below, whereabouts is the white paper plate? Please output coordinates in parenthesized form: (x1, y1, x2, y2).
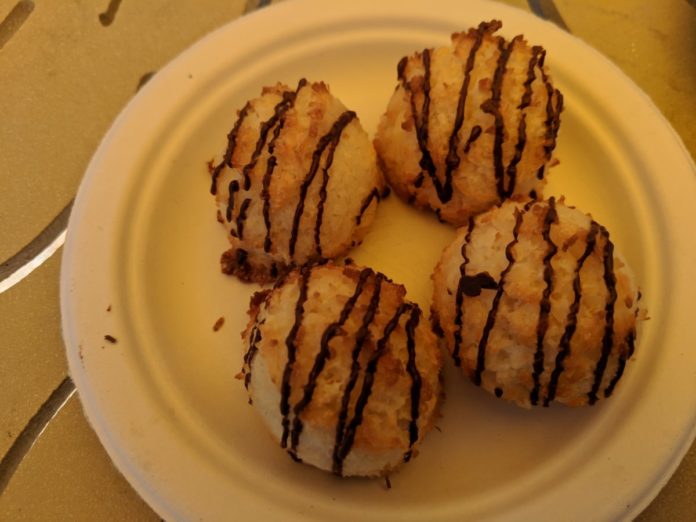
(60, 1, 696, 520)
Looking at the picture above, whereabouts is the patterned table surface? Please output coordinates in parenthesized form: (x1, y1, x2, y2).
(1, 0, 694, 519)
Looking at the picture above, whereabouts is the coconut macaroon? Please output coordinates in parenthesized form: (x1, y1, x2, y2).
(240, 263, 442, 477)
(431, 198, 644, 408)
(374, 20, 563, 226)
(210, 80, 385, 283)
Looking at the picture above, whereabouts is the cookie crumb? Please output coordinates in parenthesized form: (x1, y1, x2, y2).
(213, 316, 225, 332)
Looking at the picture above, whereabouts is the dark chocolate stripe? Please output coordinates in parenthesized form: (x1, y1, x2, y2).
(505, 46, 541, 197)
(332, 274, 385, 475)
(235, 82, 305, 243)
(289, 268, 373, 455)
(628, 304, 639, 358)
(243, 322, 264, 391)
(418, 48, 437, 194)
(333, 302, 411, 475)
(529, 198, 558, 405)
(225, 180, 240, 222)
(401, 49, 445, 201)
(588, 227, 617, 405)
(444, 23, 487, 198)
(544, 221, 600, 406)
(461, 273, 498, 296)
(262, 154, 277, 252)
(211, 102, 251, 195)
(243, 87, 303, 190)
(505, 116, 526, 197)
(279, 267, 311, 449)
(235, 198, 251, 240)
(261, 81, 306, 252)
(314, 112, 357, 256)
(627, 329, 636, 358)
(452, 217, 476, 367)
(289, 110, 356, 258)
(473, 207, 525, 386)
(551, 88, 564, 155)
(603, 329, 634, 398)
(481, 36, 519, 200)
(403, 307, 422, 463)
(463, 125, 482, 154)
(355, 187, 381, 226)
(537, 51, 561, 160)
(519, 46, 542, 110)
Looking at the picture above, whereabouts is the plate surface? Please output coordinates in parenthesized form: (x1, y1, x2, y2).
(60, 1, 696, 520)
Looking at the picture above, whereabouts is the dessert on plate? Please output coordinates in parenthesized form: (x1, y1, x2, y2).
(240, 262, 443, 476)
(431, 198, 644, 407)
(210, 80, 385, 283)
(375, 20, 563, 225)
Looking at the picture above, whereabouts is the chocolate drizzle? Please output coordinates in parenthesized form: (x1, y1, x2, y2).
(544, 222, 599, 406)
(279, 267, 311, 449)
(289, 110, 356, 258)
(255, 266, 429, 473)
(443, 23, 490, 200)
(235, 198, 251, 240)
(332, 302, 411, 476)
(506, 46, 542, 196)
(588, 227, 617, 405)
(314, 112, 357, 256)
(519, 46, 542, 110)
(225, 84, 303, 227)
(529, 198, 558, 405)
(603, 329, 634, 398)
(481, 36, 519, 200)
(243, 322, 264, 392)
(463, 125, 482, 154)
(461, 273, 499, 297)
(538, 51, 564, 160)
(288, 268, 373, 456)
(236, 81, 304, 250)
(452, 217, 476, 367)
(505, 117, 526, 197)
(356, 187, 381, 226)
(261, 115, 288, 252)
(226, 180, 240, 222)
(605, 302, 640, 398)
(403, 307, 422, 463)
(395, 24, 561, 209)
(473, 207, 524, 386)
(262, 154, 277, 252)
(210, 102, 251, 195)
(331, 274, 385, 475)
(400, 48, 443, 201)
